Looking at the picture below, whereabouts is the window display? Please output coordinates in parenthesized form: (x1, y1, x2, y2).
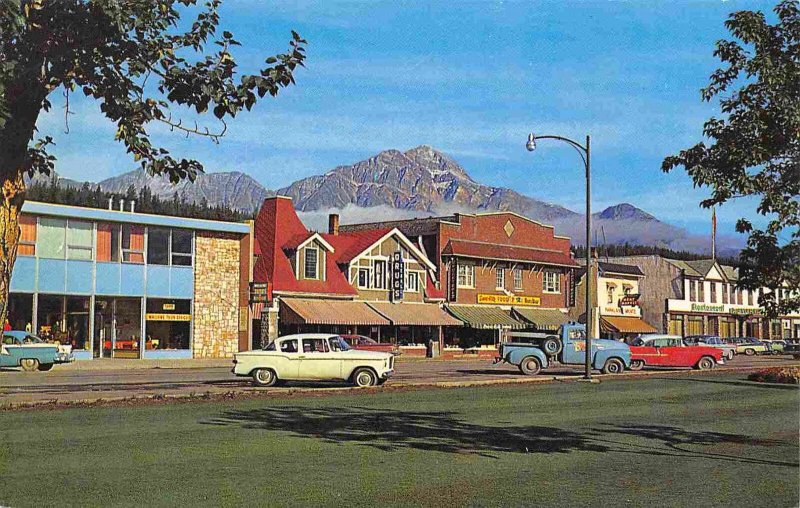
(145, 299, 191, 350)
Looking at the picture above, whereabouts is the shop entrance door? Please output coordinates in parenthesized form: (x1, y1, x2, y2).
(94, 299, 114, 358)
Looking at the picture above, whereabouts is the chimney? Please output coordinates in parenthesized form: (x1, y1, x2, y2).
(328, 213, 340, 235)
(108, 198, 113, 210)
(130, 200, 136, 213)
(119, 199, 125, 211)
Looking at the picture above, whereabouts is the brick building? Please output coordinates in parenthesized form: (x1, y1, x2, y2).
(341, 212, 578, 348)
(6, 201, 253, 359)
(253, 197, 460, 355)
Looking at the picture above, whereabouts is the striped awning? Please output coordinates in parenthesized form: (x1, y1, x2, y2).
(280, 298, 389, 326)
(250, 302, 265, 317)
(367, 302, 463, 327)
(445, 305, 526, 329)
(601, 316, 657, 334)
(512, 308, 568, 331)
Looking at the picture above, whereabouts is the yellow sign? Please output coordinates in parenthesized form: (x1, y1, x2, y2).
(145, 313, 191, 322)
(162, 303, 176, 311)
(477, 294, 541, 306)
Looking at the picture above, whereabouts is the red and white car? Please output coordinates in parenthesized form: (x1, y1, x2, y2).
(629, 334, 724, 371)
(340, 335, 401, 355)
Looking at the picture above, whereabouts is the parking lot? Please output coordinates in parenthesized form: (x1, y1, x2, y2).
(1, 354, 797, 408)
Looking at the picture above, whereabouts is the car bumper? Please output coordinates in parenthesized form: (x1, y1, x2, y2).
(380, 369, 394, 380)
(55, 353, 75, 363)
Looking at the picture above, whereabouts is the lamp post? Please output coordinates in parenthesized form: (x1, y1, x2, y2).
(526, 133, 594, 380)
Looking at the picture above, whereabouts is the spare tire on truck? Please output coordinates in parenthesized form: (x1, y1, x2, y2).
(540, 336, 562, 355)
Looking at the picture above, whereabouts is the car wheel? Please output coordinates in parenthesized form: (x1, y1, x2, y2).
(541, 337, 562, 355)
(19, 359, 39, 372)
(745, 348, 755, 356)
(629, 360, 644, 371)
(352, 368, 377, 387)
(726, 350, 735, 361)
(696, 356, 715, 370)
(518, 356, 542, 376)
(252, 368, 278, 387)
(37, 363, 54, 372)
(602, 358, 624, 375)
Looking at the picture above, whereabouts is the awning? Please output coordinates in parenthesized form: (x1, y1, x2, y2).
(512, 308, 568, 331)
(368, 302, 463, 326)
(600, 316, 657, 334)
(445, 305, 526, 329)
(280, 298, 389, 326)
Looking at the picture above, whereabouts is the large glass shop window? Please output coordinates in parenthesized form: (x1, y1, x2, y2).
(145, 299, 191, 350)
(65, 297, 91, 350)
(37, 295, 64, 342)
(115, 298, 142, 348)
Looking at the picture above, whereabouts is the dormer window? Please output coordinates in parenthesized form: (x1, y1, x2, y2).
(304, 247, 319, 279)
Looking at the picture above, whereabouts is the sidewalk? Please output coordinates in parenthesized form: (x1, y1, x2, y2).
(60, 358, 233, 371)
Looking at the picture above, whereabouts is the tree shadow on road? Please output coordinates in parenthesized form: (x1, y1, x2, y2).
(650, 376, 799, 390)
(202, 406, 798, 467)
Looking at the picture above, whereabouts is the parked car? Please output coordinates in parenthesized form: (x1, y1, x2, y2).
(684, 335, 736, 361)
(1, 331, 74, 371)
(232, 333, 395, 387)
(496, 323, 631, 375)
(629, 335, 723, 371)
(784, 340, 800, 360)
(761, 339, 786, 355)
(340, 335, 400, 355)
(725, 337, 769, 356)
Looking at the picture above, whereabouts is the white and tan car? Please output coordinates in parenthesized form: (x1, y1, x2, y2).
(233, 333, 395, 387)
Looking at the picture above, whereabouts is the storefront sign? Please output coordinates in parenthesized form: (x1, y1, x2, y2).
(391, 251, 404, 301)
(477, 294, 541, 306)
(729, 307, 762, 316)
(568, 269, 576, 307)
(619, 294, 640, 307)
(249, 282, 270, 304)
(603, 306, 639, 316)
(691, 303, 725, 313)
(162, 303, 176, 311)
(448, 261, 458, 302)
(145, 313, 191, 322)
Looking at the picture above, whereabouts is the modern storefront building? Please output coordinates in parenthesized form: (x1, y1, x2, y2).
(253, 197, 461, 355)
(6, 201, 253, 359)
(341, 211, 578, 348)
(606, 256, 800, 339)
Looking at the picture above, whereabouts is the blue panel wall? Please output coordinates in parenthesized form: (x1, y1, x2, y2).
(146, 265, 172, 297)
(37, 259, 67, 293)
(95, 262, 122, 295)
(120, 264, 145, 295)
(9, 256, 36, 292)
(170, 267, 194, 298)
(65, 260, 93, 294)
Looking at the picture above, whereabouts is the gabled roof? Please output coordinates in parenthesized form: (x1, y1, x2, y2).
(320, 228, 393, 264)
(598, 262, 644, 277)
(665, 258, 729, 281)
(442, 239, 577, 268)
(336, 228, 437, 271)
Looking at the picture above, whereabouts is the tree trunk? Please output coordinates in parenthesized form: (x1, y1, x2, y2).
(0, 172, 25, 327)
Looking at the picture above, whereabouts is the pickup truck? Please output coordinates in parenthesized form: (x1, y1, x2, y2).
(495, 322, 631, 375)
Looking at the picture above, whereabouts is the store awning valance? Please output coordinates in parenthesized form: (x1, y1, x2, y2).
(512, 308, 568, 331)
(600, 316, 657, 334)
(445, 305, 526, 329)
(367, 302, 463, 327)
(280, 298, 389, 326)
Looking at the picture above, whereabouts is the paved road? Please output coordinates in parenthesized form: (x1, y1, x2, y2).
(1, 355, 797, 407)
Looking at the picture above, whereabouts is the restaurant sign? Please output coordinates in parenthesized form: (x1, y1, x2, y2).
(145, 313, 191, 322)
(477, 294, 541, 306)
(691, 303, 725, 313)
(729, 307, 762, 316)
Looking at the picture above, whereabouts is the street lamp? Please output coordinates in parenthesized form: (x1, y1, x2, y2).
(526, 132, 594, 380)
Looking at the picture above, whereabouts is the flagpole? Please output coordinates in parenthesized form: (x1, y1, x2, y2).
(711, 207, 717, 260)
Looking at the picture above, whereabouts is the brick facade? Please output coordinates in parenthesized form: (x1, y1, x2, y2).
(193, 232, 242, 358)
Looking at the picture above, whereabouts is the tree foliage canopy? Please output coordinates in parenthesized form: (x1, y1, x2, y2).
(0, 0, 306, 182)
(663, 0, 800, 316)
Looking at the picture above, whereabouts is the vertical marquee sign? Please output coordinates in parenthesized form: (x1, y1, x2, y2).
(568, 269, 576, 307)
(391, 251, 405, 301)
(448, 259, 458, 302)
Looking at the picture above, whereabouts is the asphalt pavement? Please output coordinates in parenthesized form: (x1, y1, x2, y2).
(1, 354, 797, 408)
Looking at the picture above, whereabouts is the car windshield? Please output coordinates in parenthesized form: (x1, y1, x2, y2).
(23, 335, 43, 344)
(329, 336, 351, 351)
(568, 329, 586, 340)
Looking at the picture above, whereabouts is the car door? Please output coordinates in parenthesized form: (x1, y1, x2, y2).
(298, 338, 342, 380)
(272, 338, 301, 380)
(661, 338, 691, 366)
(0, 334, 17, 367)
(635, 339, 662, 366)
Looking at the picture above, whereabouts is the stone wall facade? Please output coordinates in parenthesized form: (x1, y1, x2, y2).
(193, 232, 242, 358)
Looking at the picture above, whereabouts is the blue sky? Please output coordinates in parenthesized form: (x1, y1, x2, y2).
(35, 0, 777, 239)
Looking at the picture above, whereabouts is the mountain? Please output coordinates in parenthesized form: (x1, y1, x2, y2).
(278, 145, 579, 223)
(31, 145, 739, 255)
(96, 170, 274, 213)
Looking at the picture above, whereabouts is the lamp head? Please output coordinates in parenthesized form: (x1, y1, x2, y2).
(526, 133, 536, 152)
